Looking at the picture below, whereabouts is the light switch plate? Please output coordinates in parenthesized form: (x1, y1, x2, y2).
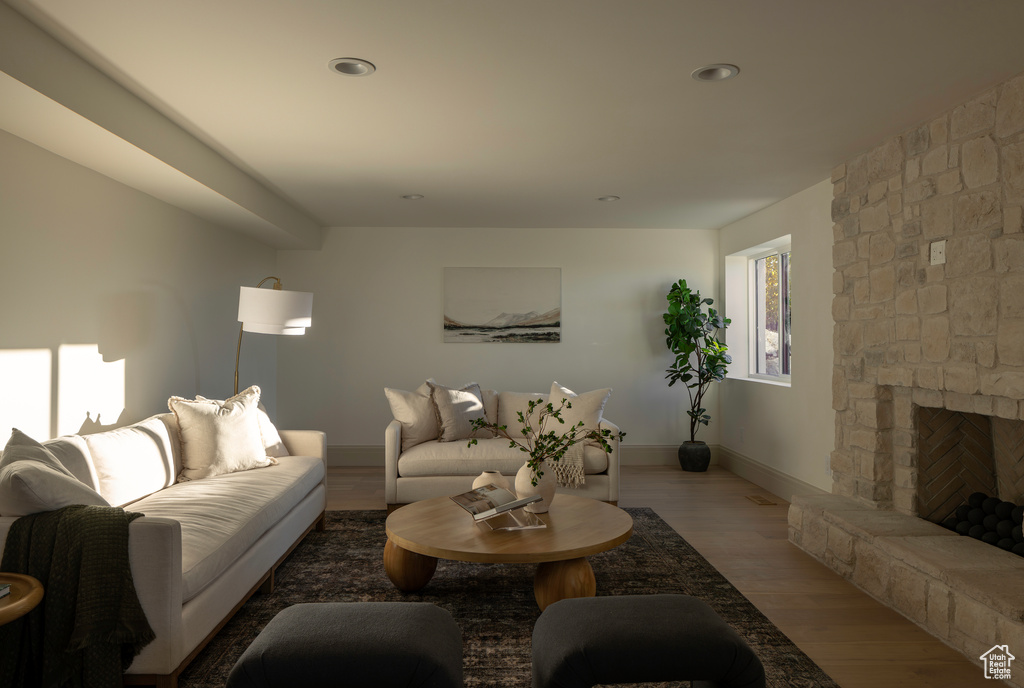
(930, 240, 946, 265)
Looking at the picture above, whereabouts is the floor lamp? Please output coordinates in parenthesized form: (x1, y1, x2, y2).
(235, 276, 313, 395)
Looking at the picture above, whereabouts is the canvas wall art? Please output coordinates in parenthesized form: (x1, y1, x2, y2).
(444, 267, 561, 343)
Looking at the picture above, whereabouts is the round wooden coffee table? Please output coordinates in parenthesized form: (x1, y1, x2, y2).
(0, 573, 44, 626)
(384, 494, 633, 610)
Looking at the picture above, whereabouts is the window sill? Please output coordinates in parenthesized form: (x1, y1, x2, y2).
(728, 375, 791, 388)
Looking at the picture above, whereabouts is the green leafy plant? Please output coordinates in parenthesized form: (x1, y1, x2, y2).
(663, 279, 731, 442)
(468, 398, 625, 485)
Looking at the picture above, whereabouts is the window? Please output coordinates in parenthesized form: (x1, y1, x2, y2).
(723, 235, 792, 385)
(752, 248, 791, 378)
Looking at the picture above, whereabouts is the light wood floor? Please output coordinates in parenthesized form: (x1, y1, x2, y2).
(327, 464, 996, 688)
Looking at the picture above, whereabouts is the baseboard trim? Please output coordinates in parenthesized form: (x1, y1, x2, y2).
(619, 445, 721, 467)
(326, 444, 723, 468)
(716, 446, 827, 503)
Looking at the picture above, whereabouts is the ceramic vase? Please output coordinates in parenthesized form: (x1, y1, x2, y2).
(515, 461, 556, 513)
(472, 470, 511, 492)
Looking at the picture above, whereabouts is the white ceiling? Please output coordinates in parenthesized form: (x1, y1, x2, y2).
(5, 0, 1024, 235)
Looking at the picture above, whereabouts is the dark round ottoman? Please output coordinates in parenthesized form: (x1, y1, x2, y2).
(531, 594, 765, 688)
(226, 602, 463, 688)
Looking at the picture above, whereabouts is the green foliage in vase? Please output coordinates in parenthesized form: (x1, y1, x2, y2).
(468, 398, 625, 486)
(663, 279, 732, 443)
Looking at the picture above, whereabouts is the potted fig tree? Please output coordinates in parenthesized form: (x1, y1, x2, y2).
(663, 278, 731, 471)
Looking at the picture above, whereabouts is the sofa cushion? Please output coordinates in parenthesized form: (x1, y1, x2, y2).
(397, 438, 608, 477)
(497, 391, 548, 430)
(169, 386, 276, 482)
(82, 414, 180, 506)
(384, 381, 438, 452)
(130, 455, 325, 603)
(429, 381, 486, 442)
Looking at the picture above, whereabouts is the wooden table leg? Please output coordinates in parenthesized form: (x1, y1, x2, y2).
(534, 557, 596, 611)
(383, 539, 438, 592)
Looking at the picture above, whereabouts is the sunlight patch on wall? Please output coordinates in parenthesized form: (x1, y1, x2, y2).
(0, 349, 52, 441)
(57, 344, 125, 437)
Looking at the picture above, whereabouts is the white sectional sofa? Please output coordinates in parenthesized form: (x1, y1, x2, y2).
(0, 412, 326, 688)
(385, 383, 620, 511)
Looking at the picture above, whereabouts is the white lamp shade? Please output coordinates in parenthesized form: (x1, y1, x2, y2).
(238, 286, 313, 335)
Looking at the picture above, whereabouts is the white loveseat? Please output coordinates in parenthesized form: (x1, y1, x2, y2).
(0, 412, 326, 688)
(385, 383, 620, 511)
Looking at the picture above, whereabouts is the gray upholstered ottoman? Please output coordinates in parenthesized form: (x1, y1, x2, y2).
(226, 602, 463, 688)
(532, 595, 765, 688)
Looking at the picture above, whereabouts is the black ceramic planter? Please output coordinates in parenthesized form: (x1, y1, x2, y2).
(678, 441, 711, 472)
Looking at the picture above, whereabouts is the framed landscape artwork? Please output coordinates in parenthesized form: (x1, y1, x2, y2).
(444, 268, 561, 343)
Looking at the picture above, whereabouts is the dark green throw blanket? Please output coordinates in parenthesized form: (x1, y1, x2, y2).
(0, 505, 155, 688)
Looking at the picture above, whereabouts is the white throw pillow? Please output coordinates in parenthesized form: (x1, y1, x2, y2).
(257, 407, 289, 458)
(385, 381, 439, 451)
(197, 396, 288, 458)
(0, 429, 109, 516)
(169, 386, 277, 482)
(428, 381, 486, 442)
(543, 382, 612, 439)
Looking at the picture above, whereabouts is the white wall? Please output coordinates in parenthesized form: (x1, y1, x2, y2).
(276, 226, 720, 452)
(718, 179, 835, 492)
(0, 129, 280, 440)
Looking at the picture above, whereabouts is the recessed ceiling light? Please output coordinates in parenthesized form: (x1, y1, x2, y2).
(328, 58, 376, 77)
(690, 64, 740, 82)
(597, 196, 620, 202)
(402, 194, 424, 200)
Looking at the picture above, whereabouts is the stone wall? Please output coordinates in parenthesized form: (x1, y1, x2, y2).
(830, 70, 1024, 514)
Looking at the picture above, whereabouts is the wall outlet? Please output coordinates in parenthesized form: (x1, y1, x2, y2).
(930, 240, 946, 265)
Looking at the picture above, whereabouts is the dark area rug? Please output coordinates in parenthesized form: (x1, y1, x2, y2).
(179, 509, 838, 688)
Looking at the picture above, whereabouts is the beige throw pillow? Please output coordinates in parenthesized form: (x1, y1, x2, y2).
(197, 396, 289, 458)
(384, 381, 439, 452)
(169, 385, 277, 481)
(428, 382, 486, 442)
(543, 381, 612, 438)
(0, 429, 109, 516)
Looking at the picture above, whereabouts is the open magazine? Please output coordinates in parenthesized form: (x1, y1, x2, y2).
(450, 484, 545, 528)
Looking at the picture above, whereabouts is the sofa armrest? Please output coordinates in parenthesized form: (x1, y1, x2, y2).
(279, 430, 327, 463)
(600, 419, 621, 502)
(0, 514, 185, 676)
(385, 419, 401, 504)
(127, 516, 184, 673)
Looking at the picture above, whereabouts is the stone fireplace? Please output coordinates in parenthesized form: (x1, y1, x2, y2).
(788, 69, 1024, 681)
